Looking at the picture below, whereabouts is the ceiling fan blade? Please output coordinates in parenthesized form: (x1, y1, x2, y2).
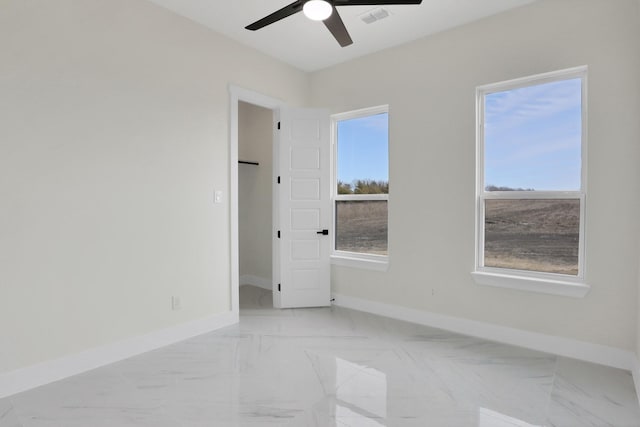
(323, 7, 353, 47)
(245, 1, 304, 31)
(334, 0, 422, 5)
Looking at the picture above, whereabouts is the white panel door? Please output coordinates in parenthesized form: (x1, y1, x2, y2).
(277, 107, 331, 308)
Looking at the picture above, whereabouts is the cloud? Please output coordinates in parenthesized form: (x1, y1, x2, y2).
(483, 78, 583, 191)
(485, 78, 582, 131)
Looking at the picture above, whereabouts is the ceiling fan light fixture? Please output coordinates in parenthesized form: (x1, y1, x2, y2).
(303, 0, 333, 21)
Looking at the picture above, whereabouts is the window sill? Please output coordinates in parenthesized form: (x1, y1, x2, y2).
(331, 254, 389, 272)
(471, 271, 590, 298)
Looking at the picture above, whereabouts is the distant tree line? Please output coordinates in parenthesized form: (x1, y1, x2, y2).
(485, 185, 535, 192)
(338, 179, 389, 194)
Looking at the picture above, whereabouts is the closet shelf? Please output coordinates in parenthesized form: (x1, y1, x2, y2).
(238, 160, 259, 166)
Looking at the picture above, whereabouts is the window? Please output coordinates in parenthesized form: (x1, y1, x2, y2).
(473, 67, 589, 297)
(331, 105, 389, 270)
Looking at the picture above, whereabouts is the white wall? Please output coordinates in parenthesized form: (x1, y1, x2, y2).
(637, 231, 640, 363)
(636, 0, 640, 367)
(238, 102, 273, 282)
(0, 0, 308, 374)
(311, 0, 640, 351)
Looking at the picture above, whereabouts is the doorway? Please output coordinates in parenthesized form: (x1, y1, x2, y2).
(238, 101, 275, 311)
(229, 86, 282, 315)
(230, 86, 332, 313)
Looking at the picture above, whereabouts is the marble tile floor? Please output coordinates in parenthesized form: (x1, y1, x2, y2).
(1, 285, 639, 426)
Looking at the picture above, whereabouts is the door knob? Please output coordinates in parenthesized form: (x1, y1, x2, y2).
(317, 229, 329, 235)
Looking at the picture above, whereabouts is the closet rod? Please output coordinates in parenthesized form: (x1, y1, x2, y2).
(238, 160, 259, 166)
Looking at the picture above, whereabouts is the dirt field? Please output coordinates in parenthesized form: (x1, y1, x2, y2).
(336, 200, 388, 255)
(335, 198, 580, 274)
(484, 199, 580, 275)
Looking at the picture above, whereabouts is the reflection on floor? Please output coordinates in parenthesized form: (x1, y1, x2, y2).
(239, 283, 274, 311)
(1, 285, 639, 426)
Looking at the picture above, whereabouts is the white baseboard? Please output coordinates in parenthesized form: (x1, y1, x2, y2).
(332, 293, 635, 371)
(0, 310, 238, 399)
(240, 275, 272, 291)
(632, 356, 640, 406)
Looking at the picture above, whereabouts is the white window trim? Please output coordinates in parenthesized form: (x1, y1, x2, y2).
(331, 105, 389, 271)
(473, 66, 590, 298)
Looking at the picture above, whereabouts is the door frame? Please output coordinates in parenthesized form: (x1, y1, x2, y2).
(229, 85, 283, 314)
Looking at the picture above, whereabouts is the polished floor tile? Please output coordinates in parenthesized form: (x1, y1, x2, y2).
(546, 358, 640, 427)
(0, 398, 23, 427)
(1, 285, 639, 426)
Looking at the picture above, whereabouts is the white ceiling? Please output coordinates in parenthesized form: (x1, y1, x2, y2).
(146, 0, 535, 72)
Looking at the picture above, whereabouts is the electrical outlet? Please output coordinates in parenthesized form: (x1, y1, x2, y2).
(171, 296, 181, 311)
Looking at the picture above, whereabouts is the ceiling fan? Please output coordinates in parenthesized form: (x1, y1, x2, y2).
(245, 0, 423, 47)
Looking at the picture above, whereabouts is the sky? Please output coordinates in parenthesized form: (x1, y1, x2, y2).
(484, 78, 582, 191)
(336, 79, 581, 191)
(337, 112, 389, 184)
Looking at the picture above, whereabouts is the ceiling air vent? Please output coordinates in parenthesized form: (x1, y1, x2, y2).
(360, 8, 390, 24)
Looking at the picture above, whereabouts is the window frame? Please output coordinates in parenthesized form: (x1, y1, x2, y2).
(473, 66, 590, 297)
(330, 105, 389, 271)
